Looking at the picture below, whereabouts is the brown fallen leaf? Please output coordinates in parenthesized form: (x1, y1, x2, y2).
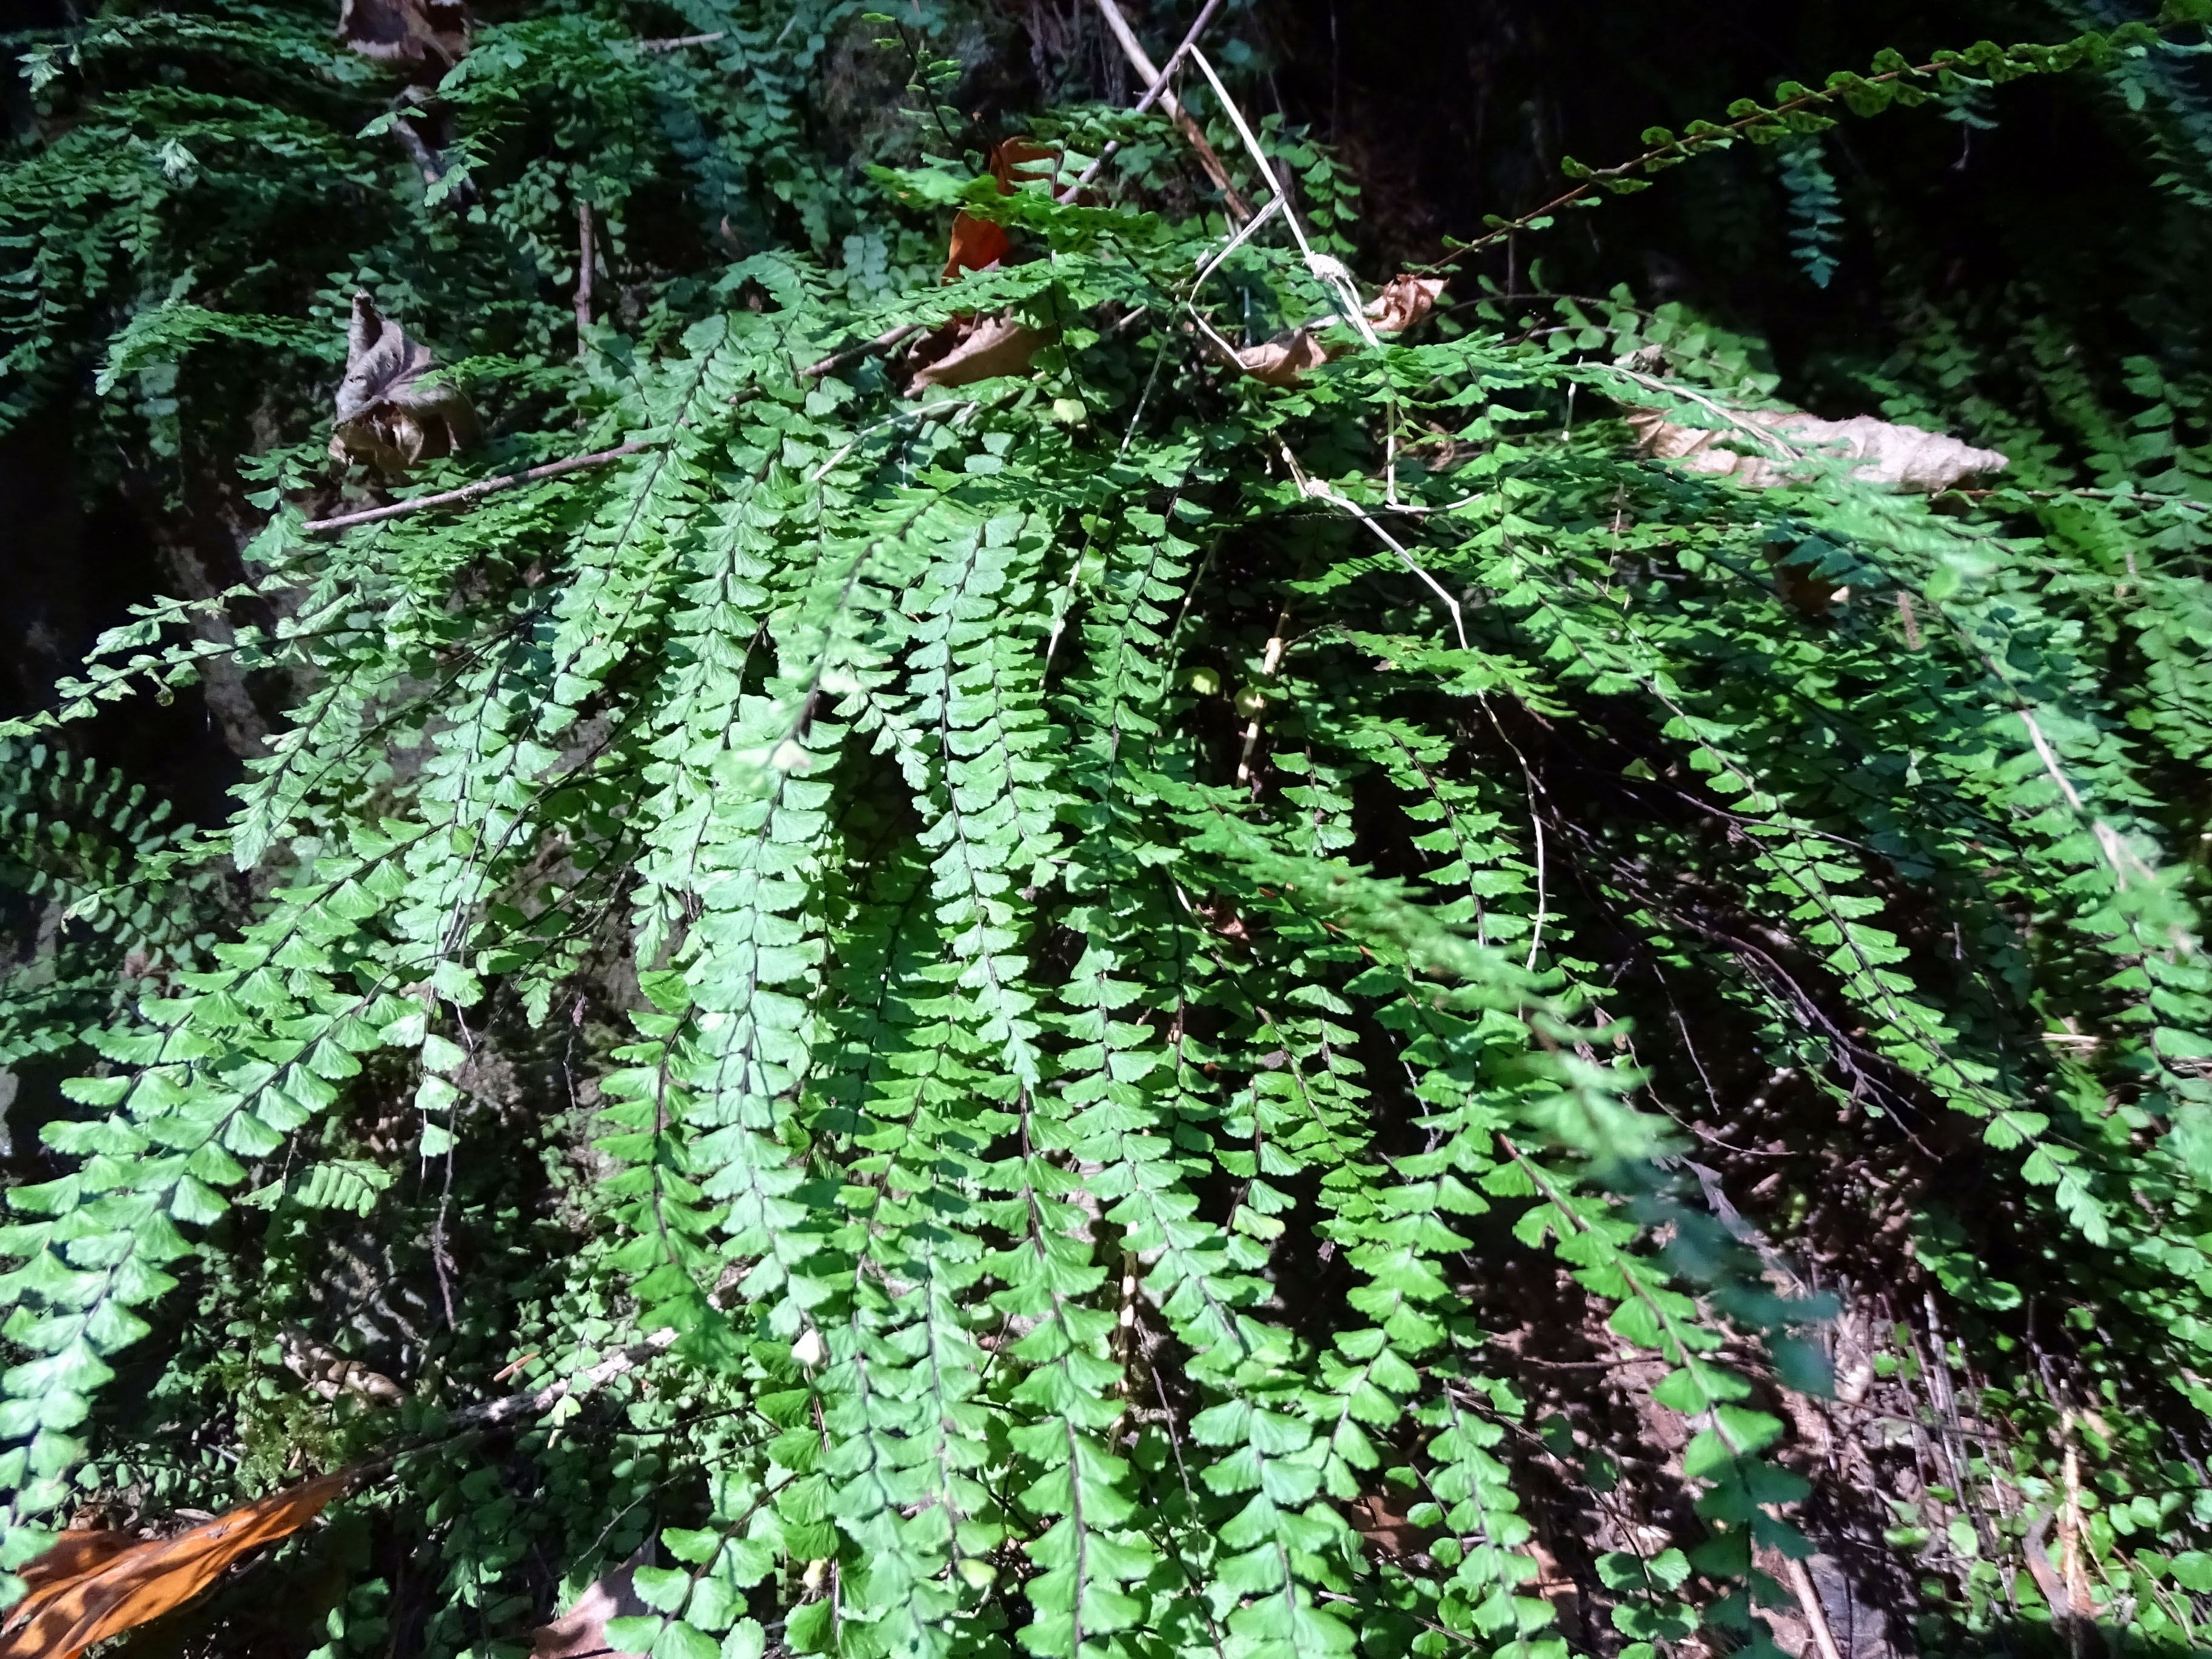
(1364, 274, 1446, 335)
(329, 293, 480, 475)
(942, 140, 1061, 281)
(905, 312, 1048, 394)
(1230, 329, 1331, 388)
(1625, 403, 2007, 492)
(337, 0, 468, 75)
(0, 1470, 354, 1659)
(532, 1548, 652, 1659)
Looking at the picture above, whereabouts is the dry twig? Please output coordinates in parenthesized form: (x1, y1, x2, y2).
(302, 440, 650, 535)
(1062, 0, 1227, 200)
(799, 322, 923, 381)
(1088, 0, 1251, 221)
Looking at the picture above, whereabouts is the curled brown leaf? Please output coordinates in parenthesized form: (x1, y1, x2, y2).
(904, 312, 1048, 394)
(1227, 329, 1330, 387)
(329, 293, 480, 476)
(1363, 274, 1446, 335)
(280, 1327, 403, 1404)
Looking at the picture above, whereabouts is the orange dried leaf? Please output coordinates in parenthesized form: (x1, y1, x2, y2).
(1363, 274, 1447, 335)
(0, 1470, 354, 1659)
(905, 312, 1047, 393)
(942, 213, 1011, 280)
(939, 140, 1059, 280)
(987, 139, 1059, 190)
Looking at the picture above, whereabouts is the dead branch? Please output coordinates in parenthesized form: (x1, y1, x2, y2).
(301, 440, 650, 535)
(799, 321, 923, 381)
(1088, 0, 1251, 222)
(1062, 0, 1225, 201)
(1783, 1558, 1847, 1659)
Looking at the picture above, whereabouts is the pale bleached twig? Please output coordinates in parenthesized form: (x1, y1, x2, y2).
(1288, 461, 1467, 650)
(574, 200, 595, 347)
(639, 30, 725, 51)
(1088, 0, 1251, 221)
(1189, 49, 1375, 348)
(2016, 707, 2154, 889)
(444, 1327, 678, 1434)
(1190, 192, 1282, 292)
(1063, 0, 1226, 200)
(1523, 778, 1548, 972)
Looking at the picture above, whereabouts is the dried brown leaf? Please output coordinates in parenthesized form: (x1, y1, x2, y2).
(940, 141, 1061, 280)
(942, 214, 1011, 281)
(1626, 403, 2008, 492)
(1362, 274, 1446, 335)
(329, 293, 480, 475)
(1230, 329, 1331, 387)
(904, 312, 1047, 394)
(338, 0, 468, 75)
(0, 1472, 354, 1659)
(532, 1550, 652, 1659)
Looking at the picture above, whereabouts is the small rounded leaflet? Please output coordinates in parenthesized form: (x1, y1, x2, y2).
(0, 1469, 355, 1659)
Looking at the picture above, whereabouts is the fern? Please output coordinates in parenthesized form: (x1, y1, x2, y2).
(10, 1, 2212, 1656)
(1775, 133, 1843, 288)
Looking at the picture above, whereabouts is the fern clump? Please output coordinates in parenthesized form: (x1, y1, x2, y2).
(7, 0, 2212, 1655)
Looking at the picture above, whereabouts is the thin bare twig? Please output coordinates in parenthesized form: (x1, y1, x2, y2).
(807, 400, 976, 483)
(1188, 49, 1369, 337)
(1424, 44, 2128, 270)
(799, 321, 922, 381)
(1062, 0, 1226, 199)
(2014, 706, 2154, 890)
(1290, 468, 1469, 650)
(301, 440, 651, 535)
(1783, 1558, 1847, 1659)
(1088, 0, 1251, 221)
(443, 1329, 679, 1435)
(638, 30, 725, 51)
(1943, 483, 2210, 512)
